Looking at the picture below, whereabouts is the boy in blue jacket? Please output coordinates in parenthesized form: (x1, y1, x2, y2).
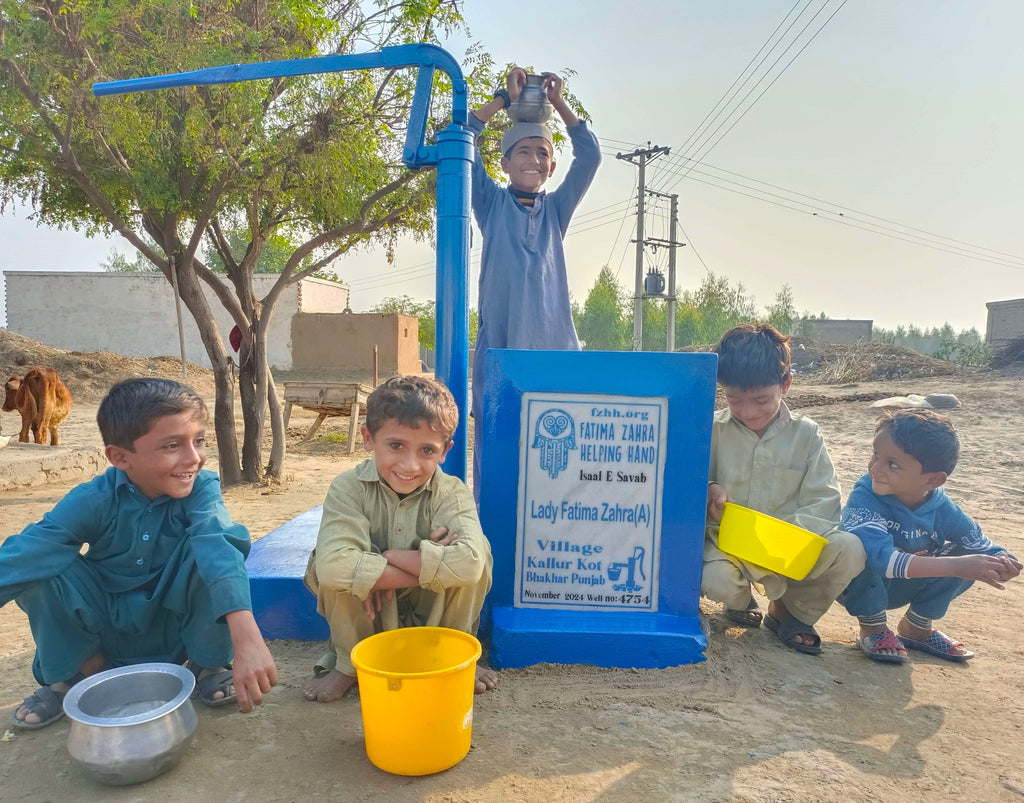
(840, 408, 1020, 663)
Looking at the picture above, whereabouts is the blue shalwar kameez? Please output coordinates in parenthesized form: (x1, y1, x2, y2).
(468, 113, 601, 498)
(0, 467, 252, 685)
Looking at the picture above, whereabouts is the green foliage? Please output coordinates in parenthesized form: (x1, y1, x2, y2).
(0, 0, 501, 481)
(875, 322, 992, 367)
(204, 228, 313, 275)
(575, 268, 772, 351)
(575, 266, 630, 350)
(675, 272, 758, 346)
(766, 284, 797, 334)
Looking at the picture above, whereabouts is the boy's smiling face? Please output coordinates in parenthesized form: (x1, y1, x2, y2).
(868, 426, 945, 508)
(362, 417, 452, 495)
(721, 376, 791, 436)
(501, 136, 556, 193)
(106, 410, 207, 500)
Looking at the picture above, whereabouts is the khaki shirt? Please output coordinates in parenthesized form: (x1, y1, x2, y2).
(708, 401, 841, 536)
(305, 459, 491, 601)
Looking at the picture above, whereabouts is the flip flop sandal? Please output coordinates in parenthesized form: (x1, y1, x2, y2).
(189, 663, 237, 707)
(724, 598, 763, 628)
(899, 630, 974, 662)
(9, 684, 68, 730)
(765, 613, 822, 655)
(856, 629, 908, 664)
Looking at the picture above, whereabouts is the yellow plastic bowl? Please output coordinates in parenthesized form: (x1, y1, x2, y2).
(717, 502, 827, 580)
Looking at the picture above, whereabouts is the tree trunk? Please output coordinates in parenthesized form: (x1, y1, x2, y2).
(238, 332, 264, 484)
(170, 255, 242, 486)
(265, 370, 285, 479)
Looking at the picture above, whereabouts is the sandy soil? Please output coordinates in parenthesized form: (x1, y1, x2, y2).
(1, 370, 1023, 802)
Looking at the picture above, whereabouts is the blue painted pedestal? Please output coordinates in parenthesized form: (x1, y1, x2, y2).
(246, 506, 329, 641)
(481, 349, 717, 669)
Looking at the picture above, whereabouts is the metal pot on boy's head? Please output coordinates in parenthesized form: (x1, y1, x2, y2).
(508, 74, 553, 123)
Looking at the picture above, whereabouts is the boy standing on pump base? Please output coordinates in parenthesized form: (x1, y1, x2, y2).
(841, 408, 1020, 663)
(2, 378, 277, 729)
(302, 375, 495, 703)
(702, 323, 865, 655)
(468, 67, 601, 500)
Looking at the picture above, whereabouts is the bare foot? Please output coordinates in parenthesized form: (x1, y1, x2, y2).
(303, 669, 357, 703)
(475, 664, 498, 694)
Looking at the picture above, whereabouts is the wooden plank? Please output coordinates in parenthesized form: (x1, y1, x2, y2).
(347, 401, 361, 454)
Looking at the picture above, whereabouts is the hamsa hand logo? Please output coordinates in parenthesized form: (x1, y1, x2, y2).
(532, 408, 576, 479)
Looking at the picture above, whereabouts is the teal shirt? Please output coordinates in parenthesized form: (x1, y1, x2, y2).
(0, 467, 252, 619)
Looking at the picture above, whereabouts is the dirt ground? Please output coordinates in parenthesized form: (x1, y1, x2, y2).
(1, 338, 1023, 801)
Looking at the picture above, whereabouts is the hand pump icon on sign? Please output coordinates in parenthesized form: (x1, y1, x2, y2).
(607, 546, 646, 593)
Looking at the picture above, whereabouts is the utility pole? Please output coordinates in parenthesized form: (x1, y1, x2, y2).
(616, 144, 669, 351)
(644, 190, 685, 352)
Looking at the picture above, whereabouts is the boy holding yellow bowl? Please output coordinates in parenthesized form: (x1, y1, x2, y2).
(702, 323, 866, 655)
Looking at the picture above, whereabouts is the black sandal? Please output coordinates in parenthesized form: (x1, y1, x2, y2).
(765, 613, 822, 655)
(188, 662, 237, 708)
(9, 672, 85, 730)
(724, 597, 763, 628)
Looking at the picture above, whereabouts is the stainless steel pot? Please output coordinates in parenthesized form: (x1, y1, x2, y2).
(63, 662, 198, 786)
(508, 73, 553, 123)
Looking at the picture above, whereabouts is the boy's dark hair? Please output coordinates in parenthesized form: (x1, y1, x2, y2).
(876, 408, 959, 475)
(714, 322, 791, 389)
(97, 378, 207, 449)
(365, 375, 459, 440)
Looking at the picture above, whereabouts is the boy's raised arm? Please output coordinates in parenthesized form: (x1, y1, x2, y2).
(472, 67, 526, 126)
(542, 71, 581, 128)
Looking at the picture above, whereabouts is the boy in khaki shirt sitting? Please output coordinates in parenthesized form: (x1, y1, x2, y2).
(702, 323, 865, 655)
(302, 375, 495, 702)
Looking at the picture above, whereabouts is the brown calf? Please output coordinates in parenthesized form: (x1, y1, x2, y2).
(3, 368, 72, 445)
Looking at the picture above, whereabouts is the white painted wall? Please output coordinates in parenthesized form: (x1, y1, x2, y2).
(986, 298, 1024, 348)
(3, 271, 349, 370)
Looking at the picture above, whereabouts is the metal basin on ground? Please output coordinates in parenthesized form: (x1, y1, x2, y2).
(63, 662, 197, 786)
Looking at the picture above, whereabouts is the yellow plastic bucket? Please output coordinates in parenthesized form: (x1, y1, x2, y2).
(350, 626, 481, 775)
(718, 502, 827, 580)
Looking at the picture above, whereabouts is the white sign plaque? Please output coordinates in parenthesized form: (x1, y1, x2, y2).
(514, 392, 668, 611)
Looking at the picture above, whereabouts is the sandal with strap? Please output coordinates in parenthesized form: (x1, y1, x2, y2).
(765, 613, 822, 655)
(9, 672, 86, 730)
(899, 629, 974, 662)
(724, 597, 763, 628)
(857, 628, 908, 664)
(188, 662, 237, 707)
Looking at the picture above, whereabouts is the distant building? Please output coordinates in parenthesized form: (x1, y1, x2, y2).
(798, 318, 872, 344)
(985, 297, 1024, 349)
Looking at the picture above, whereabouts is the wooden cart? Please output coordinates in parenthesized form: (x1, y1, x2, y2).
(283, 381, 373, 453)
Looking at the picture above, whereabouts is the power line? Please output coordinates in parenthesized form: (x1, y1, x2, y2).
(655, 0, 847, 192)
(651, 0, 814, 190)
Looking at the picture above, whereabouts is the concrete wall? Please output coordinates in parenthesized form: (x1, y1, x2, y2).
(4, 271, 349, 370)
(986, 298, 1024, 348)
(290, 312, 420, 377)
(799, 318, 872, 344)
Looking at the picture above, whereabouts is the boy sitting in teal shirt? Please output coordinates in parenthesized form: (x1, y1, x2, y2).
(2, 378, 277, 729)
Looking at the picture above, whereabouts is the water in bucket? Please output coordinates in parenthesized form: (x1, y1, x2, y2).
(350, 626, 482, 775)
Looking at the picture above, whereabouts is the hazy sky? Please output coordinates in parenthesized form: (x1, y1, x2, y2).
(2, 1, 1022, 333)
